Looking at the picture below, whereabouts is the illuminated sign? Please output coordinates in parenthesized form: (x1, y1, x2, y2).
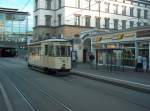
(112, 33, 124, 40)
(96, 36, 102, 42)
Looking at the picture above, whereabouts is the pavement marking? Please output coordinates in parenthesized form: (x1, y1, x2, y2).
(0, 82, 14, 111)
(72, 70, 150, 88)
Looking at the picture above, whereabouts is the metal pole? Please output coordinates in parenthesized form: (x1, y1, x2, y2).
(96, 49, 98, 69)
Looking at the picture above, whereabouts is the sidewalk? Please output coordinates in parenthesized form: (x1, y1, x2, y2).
(71, 63, 150, 93)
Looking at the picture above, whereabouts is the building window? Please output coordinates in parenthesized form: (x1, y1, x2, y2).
(75, 16, 80, 26)
(130, 21, 134, 28)
(88, 0, 91, 10)
(85, 0, 91, 10)
(105, 18, 109, 29)
(144, 10, 148, 19)
(113, 19, 118, 30)
(58, 14, 61, 26)
(35, 16, 38, 26)
(45, 15, 52, 26)
(45, 0, 52, 9)
(137, 22, 141, 26)
(95, 17, 100, 29)
(113, 4, 118, 14)
(130, 7, 134, 17)
(122, 6, 126, 16)
(137, 8, 141, 18)
(104, 2, 110, 13)
(58, 0, 61, 9)
(35, 0, 38, 10)
(76, 0, 80, 8)
(122, 20, 126, 29)
(85, 16, 91, 27)
(144, 22, 148, 26)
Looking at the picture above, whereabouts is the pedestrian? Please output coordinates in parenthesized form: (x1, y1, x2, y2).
(143, 54, 148, 72)
(135, 53, 143, 72)
(89, 53, 95, 69)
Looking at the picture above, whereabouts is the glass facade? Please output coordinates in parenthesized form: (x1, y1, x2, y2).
(0, 12, 28, 42)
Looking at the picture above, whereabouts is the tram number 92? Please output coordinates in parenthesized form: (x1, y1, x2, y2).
(27, 39, 72, 74)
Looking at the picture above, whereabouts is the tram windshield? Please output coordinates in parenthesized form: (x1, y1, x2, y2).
(56, 46, 70, 57)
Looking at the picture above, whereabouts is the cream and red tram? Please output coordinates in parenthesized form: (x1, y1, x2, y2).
(28, 39, 71, 73)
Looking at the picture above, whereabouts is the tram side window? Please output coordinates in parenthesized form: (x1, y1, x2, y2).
(56, 46, 61, 56)
(61, 46, 66, 56)
(45, 45, 48, 55)
(48, 46, 54, 56)
(68, 46, 71, 56)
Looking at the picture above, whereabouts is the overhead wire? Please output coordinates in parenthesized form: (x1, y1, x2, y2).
(20, 0, 31, 11)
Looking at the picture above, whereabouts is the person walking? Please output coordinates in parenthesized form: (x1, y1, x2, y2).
(135, 54, 143, 72)
(143, 54, 148, 72)
(89, 53, 95, 69)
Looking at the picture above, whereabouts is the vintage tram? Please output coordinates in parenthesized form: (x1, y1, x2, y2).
(27, 39, 72, 73)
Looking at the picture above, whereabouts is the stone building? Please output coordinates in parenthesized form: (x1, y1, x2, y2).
(33, 0, 150, 41)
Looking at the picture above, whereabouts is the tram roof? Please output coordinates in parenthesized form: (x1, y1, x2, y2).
(29, 39, 69, 45)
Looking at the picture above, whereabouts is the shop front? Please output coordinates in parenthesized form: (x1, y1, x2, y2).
(92, 31, 137, 67)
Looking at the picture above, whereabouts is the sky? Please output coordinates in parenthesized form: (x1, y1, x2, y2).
(0, 0, 34, 31)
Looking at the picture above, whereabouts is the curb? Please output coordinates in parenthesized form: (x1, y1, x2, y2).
(71, 70, 150, 95)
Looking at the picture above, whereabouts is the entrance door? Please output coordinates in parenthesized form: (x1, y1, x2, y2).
(83, 49, 87, 63)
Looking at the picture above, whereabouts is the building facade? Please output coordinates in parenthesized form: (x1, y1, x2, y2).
(79, 26, 150, 70)
(34, 0, 150, 41)
(0, 8, 29, 57)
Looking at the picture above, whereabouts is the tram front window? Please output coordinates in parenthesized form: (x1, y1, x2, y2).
(56, 46, 70, 57)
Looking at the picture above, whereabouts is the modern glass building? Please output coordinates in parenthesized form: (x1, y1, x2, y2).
(0, 8, 29, 43)
(0, 8, 29, 57)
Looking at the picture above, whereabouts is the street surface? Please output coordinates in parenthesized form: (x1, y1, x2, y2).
(0, 58, 150, 111)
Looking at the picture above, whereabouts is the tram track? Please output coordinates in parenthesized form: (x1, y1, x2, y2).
(0, 65, 39, 111)
(0, 63, 73, 111)
(1, 58, 150, 111)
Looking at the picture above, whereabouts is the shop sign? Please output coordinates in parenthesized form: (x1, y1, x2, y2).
(93, 43, 102, 48)
(107, 44, 116, 48)
(94, 36, 102, 42)
(124, 32, 135, 38)
(102, 36, 112, 40)
(112, 33, 124, 40)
